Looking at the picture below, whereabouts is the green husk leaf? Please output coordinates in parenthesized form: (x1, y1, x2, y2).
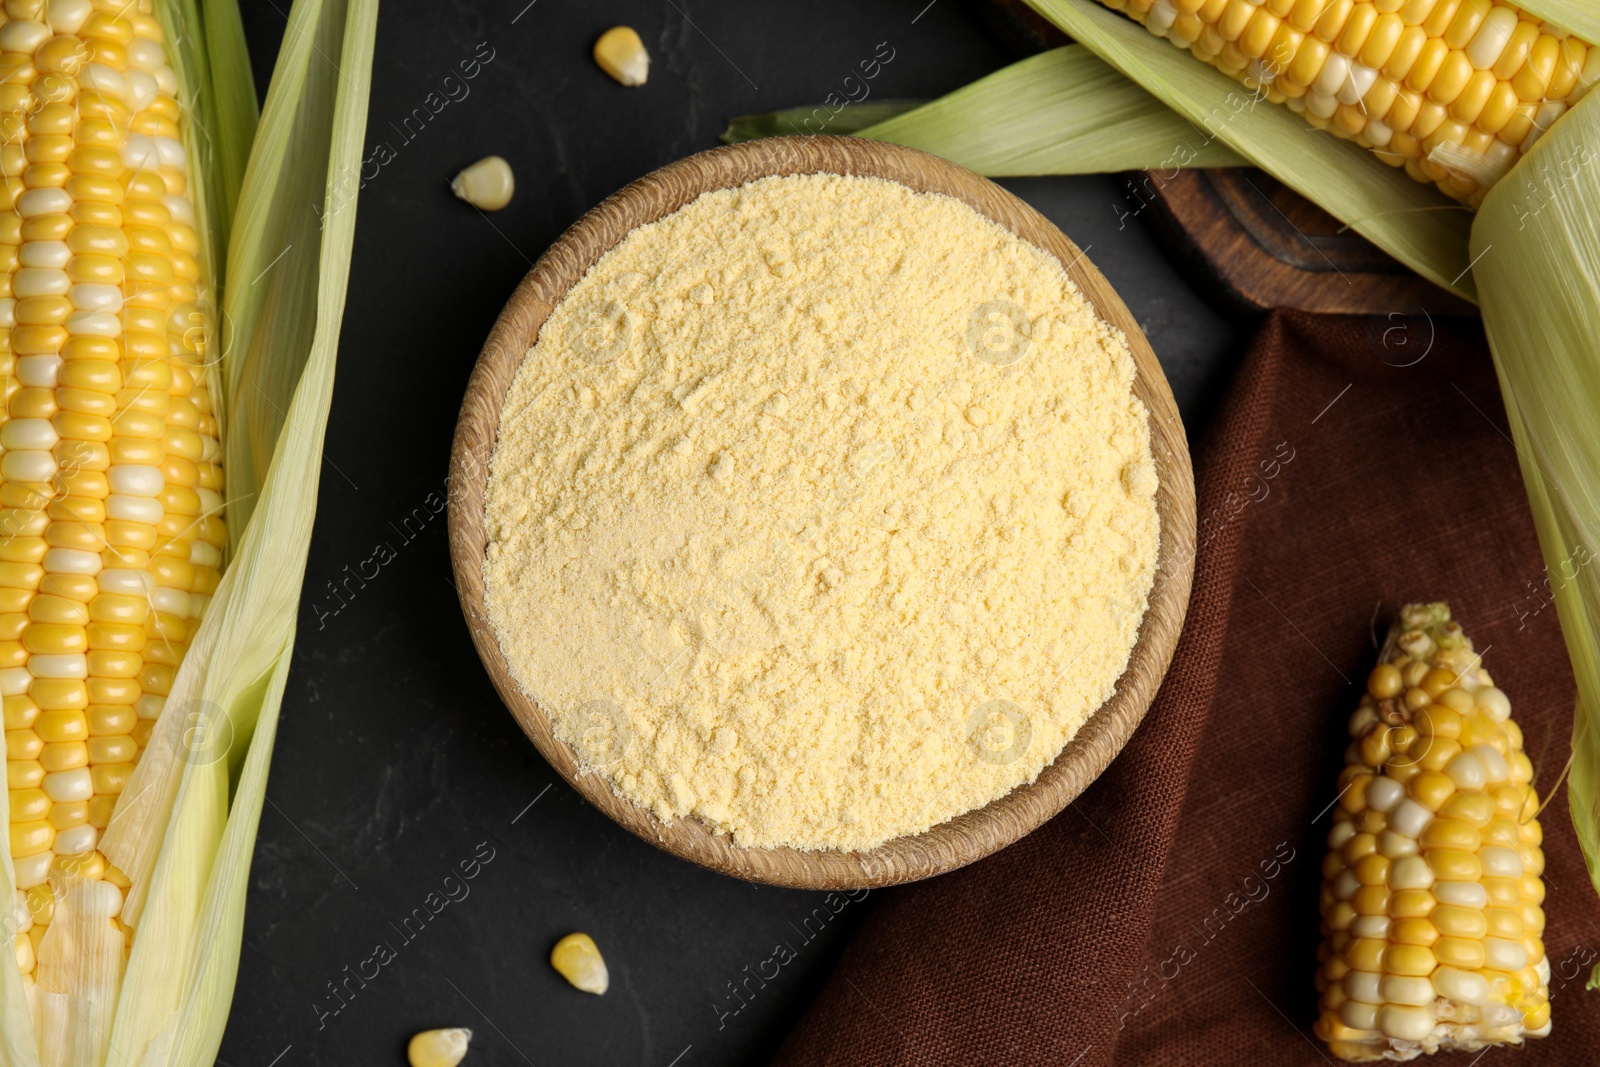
(157, 0, 259, 282)
(222, 0, 372, 521)
(720, 48, 1244, 175)
(1024, 0, 1477, 302)
(855, 46, 1244, 175)
(1471, 90, 1600, 981)
(722, 100, 926, 143)
(1510, 0, 1600, 43)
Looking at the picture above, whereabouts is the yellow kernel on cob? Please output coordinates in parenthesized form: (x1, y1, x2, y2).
(1313, 604, 1548, 1061)
(0, 0, 224, 989)
(1101, 0, 1596, 208)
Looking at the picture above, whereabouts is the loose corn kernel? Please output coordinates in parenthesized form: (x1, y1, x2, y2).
(593, 26, 649, 87)
(407, 1028, 472, 1067)
(550, 931, 610, 994)
(450, 156, 514, 213)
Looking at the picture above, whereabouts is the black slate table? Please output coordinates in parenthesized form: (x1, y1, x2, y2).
(219, 2, 1238, 1064)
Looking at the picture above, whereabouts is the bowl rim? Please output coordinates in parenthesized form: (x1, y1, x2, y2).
(447, 135, 1196, 889)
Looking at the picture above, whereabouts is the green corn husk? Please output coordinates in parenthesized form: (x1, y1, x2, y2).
(1514, 0, 1599, 42)
(1472, 90, 1600, 982)
(722, 100, 927, 143)
(722, 46, 1244, 175)
(855, 46, 1244, 175)
(0, 0, 376, 1063)
(163, 0, 257, 277)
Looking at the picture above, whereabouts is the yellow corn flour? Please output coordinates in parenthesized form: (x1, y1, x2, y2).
(483, 173, 1159, 851)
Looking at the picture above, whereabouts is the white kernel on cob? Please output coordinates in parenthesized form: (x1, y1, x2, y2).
(1094, 0, 1598, 208)
(0, 0, 225, 1044)
(1314, 603, 1548, 1062)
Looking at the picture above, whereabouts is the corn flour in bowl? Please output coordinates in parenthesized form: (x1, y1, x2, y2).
(481, 171, 1160, 853)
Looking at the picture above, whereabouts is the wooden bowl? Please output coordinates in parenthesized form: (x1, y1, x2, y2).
(448, 137, 1196, 889)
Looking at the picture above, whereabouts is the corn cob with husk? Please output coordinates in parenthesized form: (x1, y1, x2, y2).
(1094, 0, 1597, 208)
(0, 0, 224, 1009)
(0, 0, 377, 1061)
(1314, 604, 1548, 1061)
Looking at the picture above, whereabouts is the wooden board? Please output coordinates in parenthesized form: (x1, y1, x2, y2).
(448, 136, 1196, 890)
(1135, 169, 1479, 316)
(971, 0, 1479, 316)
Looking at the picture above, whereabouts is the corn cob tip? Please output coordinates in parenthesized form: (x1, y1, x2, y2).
(1316, 602, 1548, 1061)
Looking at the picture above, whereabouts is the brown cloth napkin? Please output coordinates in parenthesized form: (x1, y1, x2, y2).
(772, 308, 1600, 1066)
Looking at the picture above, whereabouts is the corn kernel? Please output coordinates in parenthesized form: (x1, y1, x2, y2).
(1408, 770, 1456, 811)
(1389, 889, 1434, 918)
(1354, 852, 1389, 885)
(1353, 884, 1391, 915)
(1425, 848, 1481, 881)
(1368, 663, 1402, 698)
(550, 931, 610, 994)
(1432, 903, 1488, 939)
(1346, 937, 1386, 972)
(593, 26, 649, 87)
(1342, 832, 1378, 864)
(407, 1028, 472, 1067)
(1384, 943, 1436, 976)
(1378, 1002, 1435, 1040)
(450, 156, 514, 213)
(1419, 818, 1479, 852)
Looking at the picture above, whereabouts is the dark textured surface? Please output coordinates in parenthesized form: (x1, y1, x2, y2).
(219, 2, 1237, 1065)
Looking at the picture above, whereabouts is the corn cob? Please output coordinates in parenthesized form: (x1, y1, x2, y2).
(1095, 0, 1599, 208)
(0, 0, 225, 999)
(1313, 603, 1548, 1061)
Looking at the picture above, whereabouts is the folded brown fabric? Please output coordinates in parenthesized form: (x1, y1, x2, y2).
(771, 308, 1600, 1066)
